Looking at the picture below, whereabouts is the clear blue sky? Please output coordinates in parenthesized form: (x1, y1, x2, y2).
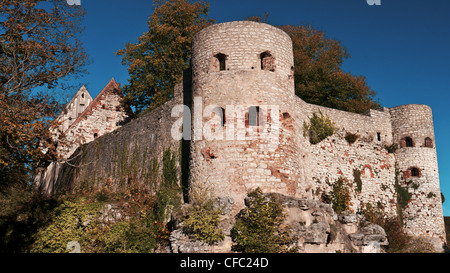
(74, 0, 450, 215)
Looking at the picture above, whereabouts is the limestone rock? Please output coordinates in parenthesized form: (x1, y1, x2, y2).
(305, 222, 330, 245)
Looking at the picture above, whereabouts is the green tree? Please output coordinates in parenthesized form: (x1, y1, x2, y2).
(231, 188, 296, 253)
(116, 0, 214, 116)
(182, 199, 224, 244)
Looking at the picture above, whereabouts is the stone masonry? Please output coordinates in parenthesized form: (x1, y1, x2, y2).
(53, 78, 131, 159)
(188, 21, 446, 249)
(36, 21, 447, 251)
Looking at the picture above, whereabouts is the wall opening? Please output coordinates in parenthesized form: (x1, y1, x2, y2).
(400, 137, 414, 148)
(411, 167, 420, 177)
(94, 133, 98, 138)
(214, 53, 227, 71)
(405, 137, 413, 147)
(213, 106, 226, 127)
(248, 106, 261, 127)
(283, 112, 291, 120)
(425, 137, 433, 148)
(282, 112, 294, 131)
(377, 132, 381, 142)
(260, 51, 275, 72)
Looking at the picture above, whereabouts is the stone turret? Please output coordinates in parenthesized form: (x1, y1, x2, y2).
(189, 21, 304, 212)
(390, 104, 445, 247)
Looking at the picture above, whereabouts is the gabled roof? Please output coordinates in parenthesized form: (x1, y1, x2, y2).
(58, 85, 93, 121)
(61, 78, 127, 137)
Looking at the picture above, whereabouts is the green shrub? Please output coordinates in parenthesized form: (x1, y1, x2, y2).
(30, 198, 103, 253)
(99, 219, 159, 253)
(28, 178, 169, 253)
(182, 200, 224, 244)
(231, 188, 297, 253)
(0, 183, 61, 253)
(345, 132, 359, 144)
(329, 177, 352, 214)
(155, 148, 182, 222)
(303, 111, 335, 144)
(353, 169, 362, 193)
(384, 143, 398, 153)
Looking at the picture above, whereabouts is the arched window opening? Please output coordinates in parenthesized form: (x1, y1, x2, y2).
(94, 133, 98, 138)
(214, 53, 227, 71)
(282, 112, 294, 131)
(260, 51, 275, 72)
(377, 132, 381, 142)
(405, 137, 413, 147)
(401, 137, 414, 148)
(411, 167, 420, 177)
(283, 112, 291, 120)
(81, 93, 85, 98)
(425, 137, 433, 148)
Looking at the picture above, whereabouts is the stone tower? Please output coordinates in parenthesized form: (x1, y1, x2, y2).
(390, 104, 446, 242)
(189, 21, 306, 211)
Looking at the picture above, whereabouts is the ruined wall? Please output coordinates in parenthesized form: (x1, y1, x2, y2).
(36, 84, 185, 194)
(188, 21, 445, 246)
(307, 131, 397, 216)
(37, 20, 446, 249)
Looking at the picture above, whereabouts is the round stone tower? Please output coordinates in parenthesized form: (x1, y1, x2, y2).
(188, 21, 305, 211)
(390, 104, 446, 246)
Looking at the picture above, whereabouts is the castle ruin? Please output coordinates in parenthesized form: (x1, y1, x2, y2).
(36, 21, 446, 251)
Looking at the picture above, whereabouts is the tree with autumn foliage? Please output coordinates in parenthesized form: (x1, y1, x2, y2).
(279, 25, 381, 113)
(116, 0, 214, 116)
(247, 13, 380, 113)
(0, 0, 88, 188)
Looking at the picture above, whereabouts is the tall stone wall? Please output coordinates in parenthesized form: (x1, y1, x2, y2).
(36, 84, 185, 194)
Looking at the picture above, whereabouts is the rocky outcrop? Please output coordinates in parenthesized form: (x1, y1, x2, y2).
(168, 193, 389, 253)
